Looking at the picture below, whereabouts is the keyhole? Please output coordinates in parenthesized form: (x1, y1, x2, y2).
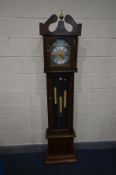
(49, 97, 52, 100)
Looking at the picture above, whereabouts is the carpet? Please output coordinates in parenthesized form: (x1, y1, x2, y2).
(1, 149, 116, 175)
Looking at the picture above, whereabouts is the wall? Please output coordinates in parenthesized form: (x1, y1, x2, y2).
(0, 0, 116, 146)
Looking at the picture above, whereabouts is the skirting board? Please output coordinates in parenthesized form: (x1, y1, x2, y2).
(0, 141, 116, 155)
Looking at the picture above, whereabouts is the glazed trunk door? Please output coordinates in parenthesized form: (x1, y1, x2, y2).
(47, 74, 74, 131)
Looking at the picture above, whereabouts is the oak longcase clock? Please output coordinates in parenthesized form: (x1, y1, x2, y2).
(40, 12, 82, 164)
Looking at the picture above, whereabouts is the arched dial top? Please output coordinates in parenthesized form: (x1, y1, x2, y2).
(40, 14, 82, 36)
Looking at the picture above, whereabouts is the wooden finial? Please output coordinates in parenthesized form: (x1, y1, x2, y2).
(59, 9, 64, 20)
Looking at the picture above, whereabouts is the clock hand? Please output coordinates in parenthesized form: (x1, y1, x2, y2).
(58, 52, 64, 59)
(61, 54, 64, 58)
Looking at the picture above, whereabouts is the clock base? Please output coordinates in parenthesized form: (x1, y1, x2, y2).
(45, 153, 77, 164)
(45, 129, 77, 164)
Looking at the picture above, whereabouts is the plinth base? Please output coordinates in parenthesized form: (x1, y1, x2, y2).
(45, 153, 77, 164)
(45, 129, 77, 164)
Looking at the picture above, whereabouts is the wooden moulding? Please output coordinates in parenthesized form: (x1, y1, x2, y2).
(45, 153, 77, 164)
(40, 14, 82, 36)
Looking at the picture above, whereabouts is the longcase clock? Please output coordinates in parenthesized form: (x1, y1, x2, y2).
(40, 12, 82, 164)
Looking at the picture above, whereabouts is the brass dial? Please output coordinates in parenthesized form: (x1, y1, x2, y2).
(50, 39, 71, 65)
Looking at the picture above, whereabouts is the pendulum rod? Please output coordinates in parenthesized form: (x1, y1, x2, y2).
(54, 87, 57, 105)
(64, 90, 67, 108)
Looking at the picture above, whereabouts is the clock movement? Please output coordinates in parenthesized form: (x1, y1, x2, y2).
(40, 12, 82, 164)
